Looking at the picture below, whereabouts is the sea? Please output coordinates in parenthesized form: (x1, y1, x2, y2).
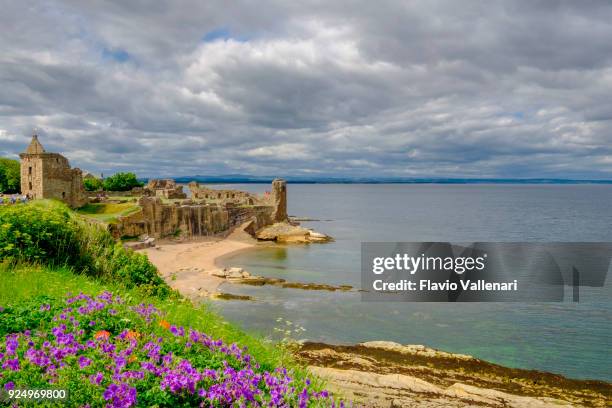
(207, 183, 611, 382)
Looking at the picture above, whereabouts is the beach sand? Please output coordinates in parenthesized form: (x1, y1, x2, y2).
(139, 225, 255, 298)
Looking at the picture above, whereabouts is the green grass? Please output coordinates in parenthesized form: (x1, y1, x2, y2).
(0, 263, 303, 377)
(77, 202, 141, 223)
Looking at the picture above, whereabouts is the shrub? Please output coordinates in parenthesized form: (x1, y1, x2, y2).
(0, 200, 169, 297)
(84, 177, 103, 191)
(0, 291, 338, 407)
(0, 158, 20, 194)
(103, 173, 144, 192)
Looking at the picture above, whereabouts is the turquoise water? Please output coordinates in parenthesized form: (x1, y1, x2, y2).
(214, 184, 612, 381)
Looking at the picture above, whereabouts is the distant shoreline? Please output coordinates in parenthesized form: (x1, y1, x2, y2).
(157, 177, 612, 185)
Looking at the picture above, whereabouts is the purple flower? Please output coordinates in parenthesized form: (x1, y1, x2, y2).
(169, 325, 184, 337)
(114, 356, 127, 371)
(78, 356, 92, 369)
(4, 381, 15, 390)
(0, 289, 339, 407)
(2, 358, 19, 371)
(103, 383, 137, 407)
(89, 372, 104, 385)
(25, 348, 51, 367)
(5, 335, 18, 355)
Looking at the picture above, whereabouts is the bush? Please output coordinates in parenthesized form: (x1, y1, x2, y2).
(84, 177, 104, 191)
(0, 200, 169, 296)
(0, 157, 20, 193)
(103, 172, 144, 192)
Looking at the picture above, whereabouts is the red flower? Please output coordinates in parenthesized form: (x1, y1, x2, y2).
(94, 330, 110, 340)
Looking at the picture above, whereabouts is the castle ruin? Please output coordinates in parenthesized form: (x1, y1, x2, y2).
(18, 134, 290, 239)
(19, 134, 87, 208)
(110, 178, 288, 239)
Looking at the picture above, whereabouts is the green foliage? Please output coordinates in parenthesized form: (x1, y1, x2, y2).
(0, 274, 334, 407)
(0, 265, 317, 391)
(0, 157, 20, 193)
(83, 177, 103, 191)
(0, 200, 169, 297)
(102, 172, 144, 192)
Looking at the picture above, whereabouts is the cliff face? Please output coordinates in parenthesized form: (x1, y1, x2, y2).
(110, 197, 274, 239)
(109, 179, 286, 239)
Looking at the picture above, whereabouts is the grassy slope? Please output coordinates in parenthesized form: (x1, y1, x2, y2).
(0, 200, 333, 404)
(76, 202, 141, 223)
(0, 264, 301, 376)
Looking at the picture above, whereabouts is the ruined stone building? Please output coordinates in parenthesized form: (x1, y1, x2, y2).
(144, 179, 187, 199)
(19, 134, 87, 208)
(110, 178, 288, 239)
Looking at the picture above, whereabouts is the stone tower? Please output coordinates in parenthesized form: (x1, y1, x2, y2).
(271, 178, 287, 222)
(19, 134, 87, 208)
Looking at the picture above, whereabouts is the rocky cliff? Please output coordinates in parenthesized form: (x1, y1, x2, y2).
(110, 197, 273, 239)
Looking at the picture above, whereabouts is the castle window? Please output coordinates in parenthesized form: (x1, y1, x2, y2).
(28, 166, 32, 175)
(29, 182, 32, 190)
(62, 192, 66, 199)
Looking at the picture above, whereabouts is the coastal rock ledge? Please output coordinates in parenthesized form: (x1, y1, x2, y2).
(297, 341, 611, 408)
(255, 222, 333, 243)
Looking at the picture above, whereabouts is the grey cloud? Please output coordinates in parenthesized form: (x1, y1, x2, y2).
(0, 0, 611, 179)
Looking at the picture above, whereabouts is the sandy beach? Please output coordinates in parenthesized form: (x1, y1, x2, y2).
(139, 225, 255, 298)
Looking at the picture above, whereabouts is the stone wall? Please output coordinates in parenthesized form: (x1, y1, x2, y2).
(271, 178, 287, 222)
(19, 155, 44, 199)
(109, 197, 274, 239)
(19, 135, 87, 208)
(20, 152, 87, 208)
(188, 182, 264, 206)
(145, 179, 187, 199)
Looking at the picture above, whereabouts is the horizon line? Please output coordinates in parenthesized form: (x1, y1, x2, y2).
(145, 176, 612, 184)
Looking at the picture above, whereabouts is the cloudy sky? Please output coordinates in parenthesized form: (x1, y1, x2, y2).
(1, 1, 612, 179)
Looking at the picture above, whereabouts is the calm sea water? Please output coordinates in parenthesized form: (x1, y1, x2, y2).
(212, 184, 612, 382)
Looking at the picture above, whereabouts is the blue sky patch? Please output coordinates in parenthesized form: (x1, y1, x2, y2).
(102, 48, 130, 62)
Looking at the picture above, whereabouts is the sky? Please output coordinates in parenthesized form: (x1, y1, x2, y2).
(1, 0, 612, 179)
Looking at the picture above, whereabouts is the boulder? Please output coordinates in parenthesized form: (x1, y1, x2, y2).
(227, 267, 244, 279)
(256, 222, 332, 243)
(210, 269, 227, 278)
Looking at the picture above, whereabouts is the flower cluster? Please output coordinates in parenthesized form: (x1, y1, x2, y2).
(0, 292, 342, 407)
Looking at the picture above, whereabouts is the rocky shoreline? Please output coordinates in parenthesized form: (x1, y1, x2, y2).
(296, 341, 611, 407)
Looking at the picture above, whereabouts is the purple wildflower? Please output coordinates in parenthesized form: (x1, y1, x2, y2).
(2, 358, 20, 371)
(89, 372, 104, 385)
(103, 383, 137, 407)
(78, 356, 92, 368)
